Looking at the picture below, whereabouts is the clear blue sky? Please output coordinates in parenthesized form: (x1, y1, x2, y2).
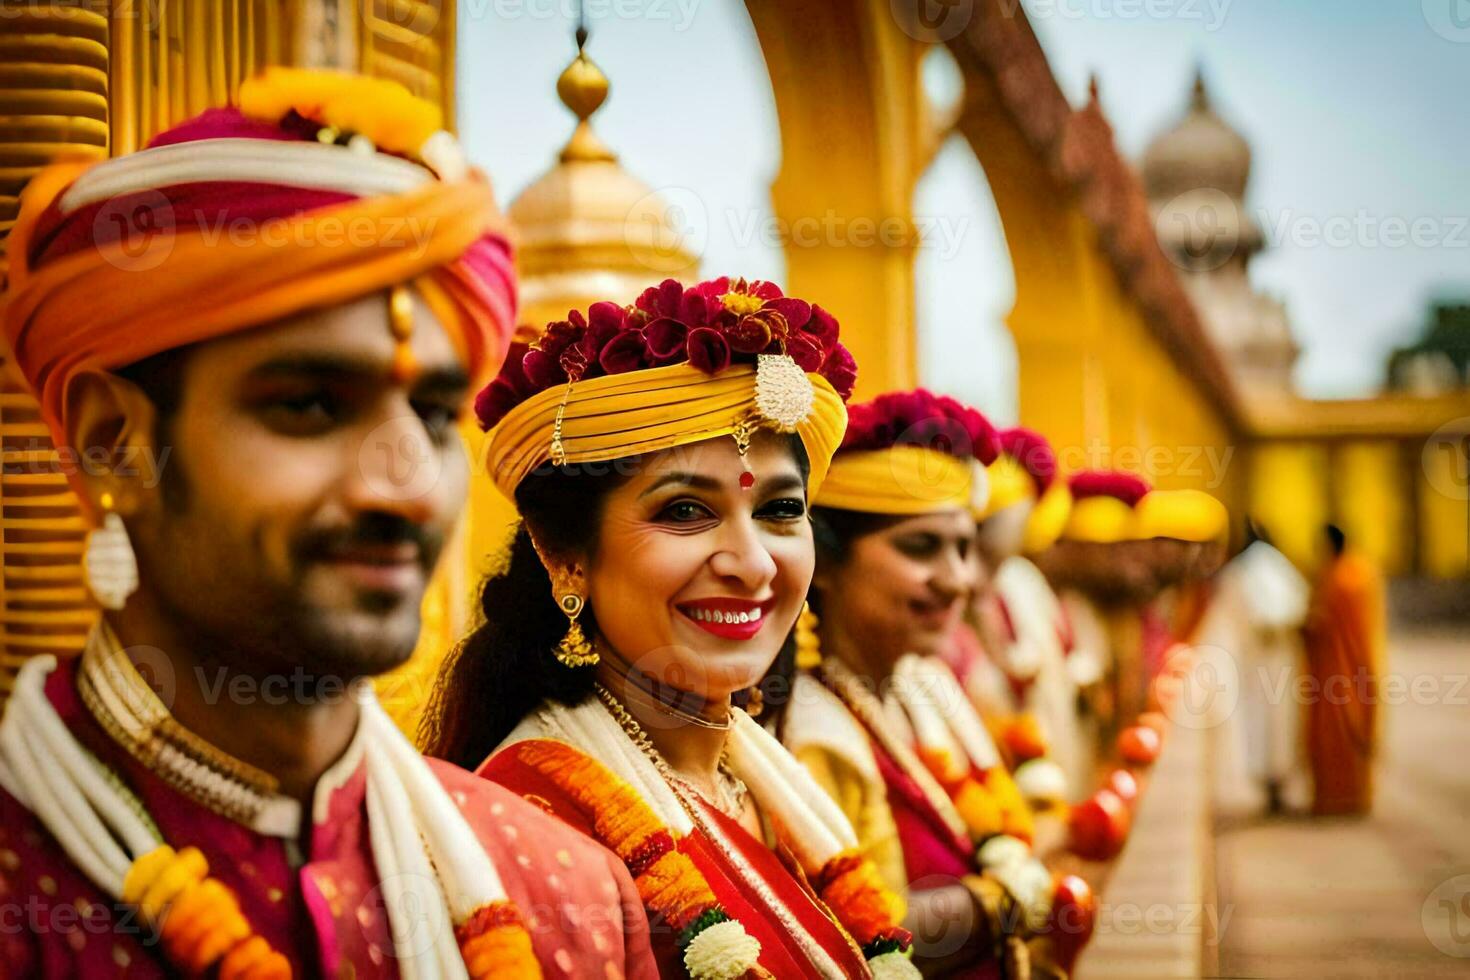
(458, 1, 1470, 407)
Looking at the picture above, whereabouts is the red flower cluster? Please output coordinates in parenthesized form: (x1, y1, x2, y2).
(474, 277, 857, 431)
(997, 426, 1058, 494)
(1068, 469, 1151, 506)
(840, 389, 998, 464)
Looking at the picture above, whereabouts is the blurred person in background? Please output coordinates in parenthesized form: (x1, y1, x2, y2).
(1302, 524, 1386, 816)
(1195, 521, 1311, 815)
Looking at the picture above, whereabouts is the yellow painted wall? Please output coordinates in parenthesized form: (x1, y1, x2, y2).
(1335, 441, 1409, 576)
(1418, 442, 1470, 579)
(1248, 442, 1330, 570)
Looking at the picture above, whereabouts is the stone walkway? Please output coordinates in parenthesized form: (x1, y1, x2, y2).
(1213, 625, 1470, 978)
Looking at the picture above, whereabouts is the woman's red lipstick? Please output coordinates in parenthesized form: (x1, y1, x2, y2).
(676, 597, 776, 640)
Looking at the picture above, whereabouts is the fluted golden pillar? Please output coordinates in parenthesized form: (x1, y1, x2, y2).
(0, 1, 457, 705)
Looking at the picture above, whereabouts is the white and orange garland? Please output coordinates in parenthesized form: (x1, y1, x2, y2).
(502, 695, 920, 980)
(885, 654, 1058, 929)
(0, 654, 540, 980)
(887, 654, 1035, 845)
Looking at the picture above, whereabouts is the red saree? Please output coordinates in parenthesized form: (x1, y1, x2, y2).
(481, 739, 871, 978)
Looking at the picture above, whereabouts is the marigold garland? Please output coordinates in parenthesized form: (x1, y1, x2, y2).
(514, 740, 765, 979)
(121, 844, 292, 977)
(219, 936, 292, 980)
(456, 900, 543, 979)
(813, 849, 910, 954)
(916, 747, 1032, 846)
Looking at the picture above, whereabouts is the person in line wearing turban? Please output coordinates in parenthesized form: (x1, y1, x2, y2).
(958, 428, 1096, 804)
(1034, 470, 1155, 732)
(777, 390, 1094, 979)
(0, 69, 654, 979)
(421, 277, 922, 979)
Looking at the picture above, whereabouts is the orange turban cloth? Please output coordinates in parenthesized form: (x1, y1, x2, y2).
(1, 68, 516, 451)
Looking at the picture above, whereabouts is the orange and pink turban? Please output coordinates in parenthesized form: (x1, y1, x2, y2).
(1, 68, 516, 451)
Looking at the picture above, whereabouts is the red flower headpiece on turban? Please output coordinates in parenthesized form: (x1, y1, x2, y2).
(1068, 470, 1151, 506)
(839, 389, 998, 463)
(817, 389, 997, 515)
(997, 426, 1058, 496)
(476, 276, 856, 500)
(1063, 469, 1153, 543)
(475, 276, 855, 432)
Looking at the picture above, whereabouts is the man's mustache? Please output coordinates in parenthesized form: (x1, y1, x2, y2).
(294, 513, 442, 567)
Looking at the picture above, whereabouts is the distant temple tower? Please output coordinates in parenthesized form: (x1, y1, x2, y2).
(1142, 70, 1299, 396)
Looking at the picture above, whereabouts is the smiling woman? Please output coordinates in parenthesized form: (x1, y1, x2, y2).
(779, 389, 1093, 977)
(421, 277, 926, 979)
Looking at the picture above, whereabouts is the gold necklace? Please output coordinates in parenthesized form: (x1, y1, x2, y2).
(593, 683, 748, 819)
(591, 687, 851, 979)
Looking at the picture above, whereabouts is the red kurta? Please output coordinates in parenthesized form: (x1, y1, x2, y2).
(480, 740, 872, 979)
(0, 659, 657, 979)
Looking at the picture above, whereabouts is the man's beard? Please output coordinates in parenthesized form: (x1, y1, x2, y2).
(147, 505, 440, 687)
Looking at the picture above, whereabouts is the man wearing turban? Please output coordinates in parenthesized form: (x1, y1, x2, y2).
(0, 69, 653, 978)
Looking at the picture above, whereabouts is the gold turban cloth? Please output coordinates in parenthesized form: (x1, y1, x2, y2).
(483, 360, 848, 500)
(1021, 482, 1073, 553)
(1134, 489, 1229, 543)
(974, 452, 1073, 553)
(1062, 495, 1139, 544)
(814, 446, 975, 515)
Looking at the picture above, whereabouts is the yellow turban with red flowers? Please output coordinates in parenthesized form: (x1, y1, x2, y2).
(974, 426, 1073, 553)
(814, 390, 997, 515)
(1, 68, 516, 454)
(1061, 470, 1152, 544)
(478, 277, 857, 498)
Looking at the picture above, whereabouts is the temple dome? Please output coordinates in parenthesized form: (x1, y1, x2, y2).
(507, 42, 698, 336)
(1142, 70, 1252, 203)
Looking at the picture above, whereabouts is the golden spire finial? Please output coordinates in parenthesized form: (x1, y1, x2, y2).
(1190, 64, 1210, 112)
(556, 27, 615, 163)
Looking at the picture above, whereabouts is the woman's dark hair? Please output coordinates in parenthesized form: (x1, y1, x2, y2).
(764, 505, 905, 733)
(419, 461, 622, 769)
(421, 434, 811, 770)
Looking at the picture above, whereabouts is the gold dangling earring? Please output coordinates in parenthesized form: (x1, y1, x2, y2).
(554, 592, 599, 668)
(795, 601, 822, 670)
(84, 491, 138, 610)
